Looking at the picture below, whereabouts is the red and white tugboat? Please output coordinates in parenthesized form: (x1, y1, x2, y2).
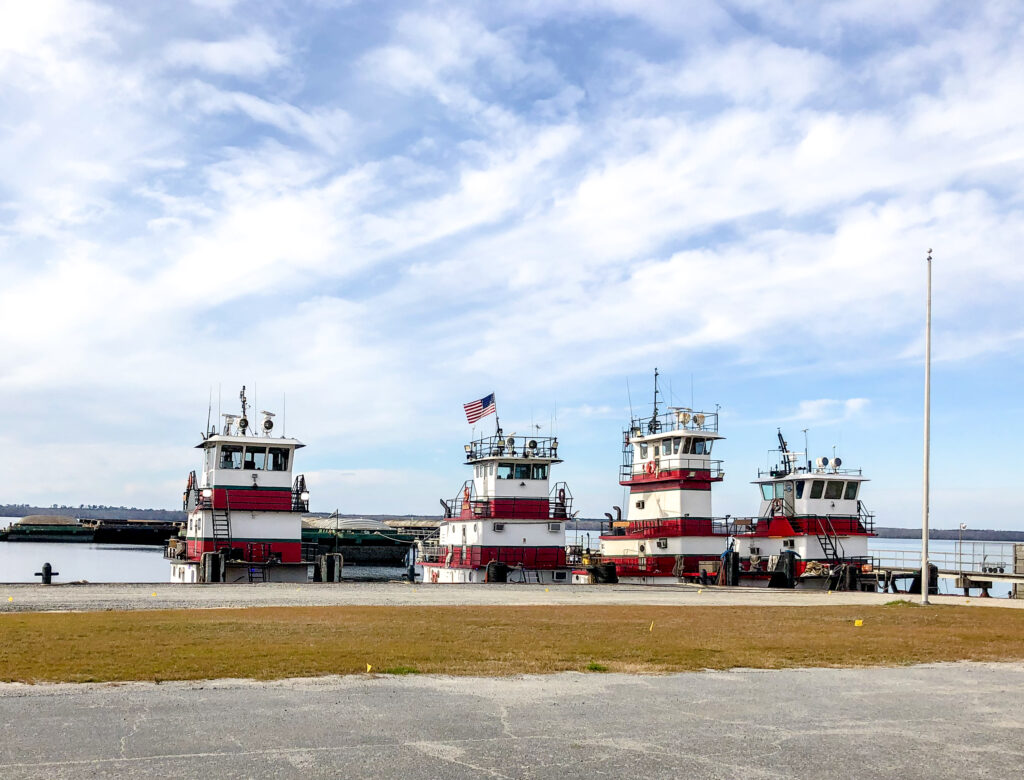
(418, 394, 573, 584)
(599, 371, 733, 584)
(167, 387, 324, 584)
(733, 430, 876, 587)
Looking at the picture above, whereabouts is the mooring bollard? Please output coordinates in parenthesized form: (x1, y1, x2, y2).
(34, 562, 59, 585)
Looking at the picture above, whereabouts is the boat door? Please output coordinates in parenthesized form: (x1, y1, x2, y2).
(782, 480, 796, 516)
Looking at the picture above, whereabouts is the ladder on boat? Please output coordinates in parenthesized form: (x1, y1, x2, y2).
(814, 516, 844, 565)
(211, 493, 232, 555)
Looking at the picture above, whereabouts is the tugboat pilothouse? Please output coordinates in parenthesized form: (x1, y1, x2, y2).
(733, 430, 876, 588)
(166, 387, 333, 584)
(419, 395, 573, 584)
(599, 371, 733, 584)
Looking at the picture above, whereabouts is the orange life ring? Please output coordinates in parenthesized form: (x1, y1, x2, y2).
(645, 461, 656, 476)
(771, 498, 782, 512)
(464, 487, 471, 501)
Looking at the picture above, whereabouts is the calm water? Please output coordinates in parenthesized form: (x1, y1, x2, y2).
(1, 516, 1017, 592)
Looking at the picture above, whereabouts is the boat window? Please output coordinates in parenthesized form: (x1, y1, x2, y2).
(532, 464, 548, 479)
(810, 480, 825, 499)
(219, 445, 242, 470)
(267, 447, 289, 472)
(825, 481, 844, 500)
(673, 437, 681, 454)
(693, 439, 706, 455)
(514, 463, 531, 479)
(844, 481, 859, 500)
(653, 444, 660, 457)
(244, 446, 266, 470)
(795, 480, 805, 499)
(704, 440, 714, 454)
(489, 464, 494, 476)
(497, 463, 514, 479)
(775, 482, 785, 498)
(639, 443, 648, 459)
(682, 438, 693, 454)
(761, 484, 773, 500)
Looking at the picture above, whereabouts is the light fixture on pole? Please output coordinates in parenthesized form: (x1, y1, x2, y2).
(922, 249, 933, 605)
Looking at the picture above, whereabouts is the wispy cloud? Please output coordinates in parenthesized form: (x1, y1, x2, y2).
(164, 30, 286, 78)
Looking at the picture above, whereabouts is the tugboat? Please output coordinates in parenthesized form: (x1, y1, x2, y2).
(732, 430, 876, 588)
(418, 396, 573, 584)
(598, 371, 733, 584)
(167, 388, 339, 583)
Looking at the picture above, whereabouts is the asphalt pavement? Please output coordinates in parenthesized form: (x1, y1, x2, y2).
(1, 662, 1022, 779)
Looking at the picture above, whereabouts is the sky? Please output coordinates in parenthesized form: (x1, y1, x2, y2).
(1, 0, 1022, 529)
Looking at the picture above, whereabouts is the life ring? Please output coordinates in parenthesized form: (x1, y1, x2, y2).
(771, 498, 783, 513)
(558, 488, 566, 502)
(430, 569, 439, 583)
(645, 461, 656, 476)
(463, 486, 471, 501)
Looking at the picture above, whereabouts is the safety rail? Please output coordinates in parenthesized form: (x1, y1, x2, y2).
(464, 433, 559, 461)
(872, 543, 1017, 574)
(442, 480, 573, 520)
(601, 517, 735, 538)
(757, 466, 864, 478)
(620, 459, 723, 482)
(624, 408, 718, 437)
(292, 474, 309, 512)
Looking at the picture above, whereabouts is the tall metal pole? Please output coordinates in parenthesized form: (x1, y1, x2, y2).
(921, 249, 933, 605)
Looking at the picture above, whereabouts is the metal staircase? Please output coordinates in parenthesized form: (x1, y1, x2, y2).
(211, 493, 232, 555)
(814, 516, 844, 564)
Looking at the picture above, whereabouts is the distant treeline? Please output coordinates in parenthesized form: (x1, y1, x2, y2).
(1, 505, 187, 522)
(3, 505, 1023, 541)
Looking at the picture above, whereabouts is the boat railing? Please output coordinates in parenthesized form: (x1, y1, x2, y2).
(619, 459, 723, 482)
(464, 433, 559, 461)
(624, 409, 719, 437)
(872, 542, 1017, 575)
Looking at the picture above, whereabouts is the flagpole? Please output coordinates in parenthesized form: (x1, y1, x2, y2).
(493, 394, 501, 436)
(921, 249, 932, 605)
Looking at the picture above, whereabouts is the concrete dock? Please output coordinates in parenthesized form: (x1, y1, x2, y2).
(2, 580, 1022, 613)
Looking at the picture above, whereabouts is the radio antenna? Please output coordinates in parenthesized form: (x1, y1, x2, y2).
(626, 377, 634, 421)
(206, 387, 212, 438)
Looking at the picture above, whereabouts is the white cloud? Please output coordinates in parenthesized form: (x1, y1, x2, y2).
(164, 30, 286, 78)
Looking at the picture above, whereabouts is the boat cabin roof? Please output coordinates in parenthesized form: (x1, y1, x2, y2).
(196, 434, 305, 450)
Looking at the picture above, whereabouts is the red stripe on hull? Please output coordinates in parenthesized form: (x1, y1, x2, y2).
(206, 488, 294, 512)
(186, 540, 302, 563)
(432, 545, 567, 570)
(620, 469, 720, 490)
(604, 554, 722, 578)
(600, 518, 728, 539)
(736, 515, 873, 537)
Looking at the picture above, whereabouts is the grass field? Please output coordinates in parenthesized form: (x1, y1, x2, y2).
(3, 603, 1024, 683)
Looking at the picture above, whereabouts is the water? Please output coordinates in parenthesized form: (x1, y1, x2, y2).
(0, 541, 166, 583)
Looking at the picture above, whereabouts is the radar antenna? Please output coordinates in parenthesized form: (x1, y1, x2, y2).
(648, 368, 661, 433)
(777, 428, 791, 475)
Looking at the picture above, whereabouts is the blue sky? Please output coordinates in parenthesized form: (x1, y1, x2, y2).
(1, 0, 1022, 528)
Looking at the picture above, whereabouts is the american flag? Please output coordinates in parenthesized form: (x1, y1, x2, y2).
(463, 393, 496, 424)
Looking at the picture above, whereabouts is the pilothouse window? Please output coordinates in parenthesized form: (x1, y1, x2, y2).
(795, 481, 805, 499)
(497, 463, 514, 479)
(844, 482, 859, 500)
(244, 446, 266, 470)
(761, 484, 773, 500)
(514, 464, 532, 479)
(532, 464, 548, 480)
(639, 443, 648, 459)
(825, 481, 844, 500)
(810, 480, 825, 499)
(673, 437, 681, 454)
(267, 447, 289, 472)
(219, 445, 242, 470)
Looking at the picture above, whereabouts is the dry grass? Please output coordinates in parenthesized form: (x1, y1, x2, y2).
(2, 604, 1024, 683)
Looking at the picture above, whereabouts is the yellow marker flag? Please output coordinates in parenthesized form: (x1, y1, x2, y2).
(854, 619, 863, 627)
(7, 596, 12, 602)
(544, 588, 549, 593)
(649, 621, 654, 632)
(366, 663, 373, 673)
(697, 589, 703, 594)
(827, 590, 832, 595)
(151, 592, 157, 597)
